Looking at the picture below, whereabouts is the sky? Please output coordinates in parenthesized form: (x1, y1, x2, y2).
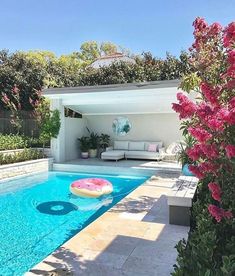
(0, 0, 234, 58)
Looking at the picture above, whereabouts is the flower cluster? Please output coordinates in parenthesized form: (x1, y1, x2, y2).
(188, 126, 212, 143)
(200, 82, 221, 107)
(208, 204, 233, 222)
(223, 22, 235, 48)
(172, 93, 197, 119)
(187, 143, 219, 161)
(225, 145, 235, 159)
(173, 18, 234, 224)
(227, 49, 235, 78)
(208, 182, 221, 202)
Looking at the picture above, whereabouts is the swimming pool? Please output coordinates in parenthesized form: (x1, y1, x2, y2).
(0, 171, 147, 275)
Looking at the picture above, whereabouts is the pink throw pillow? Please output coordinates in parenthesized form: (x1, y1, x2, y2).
(148, 144, 157, 152)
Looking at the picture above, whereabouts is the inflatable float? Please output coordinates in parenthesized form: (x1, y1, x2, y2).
(70, 178, 113, 198)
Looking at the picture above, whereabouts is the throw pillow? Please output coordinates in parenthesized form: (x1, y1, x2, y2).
(148, 144, 157, 152)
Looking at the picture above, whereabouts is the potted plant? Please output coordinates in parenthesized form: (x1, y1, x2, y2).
(78, 136, 90, 159)
(98, 133, 110, 157)
(88, 132, 99, 158)
(177, 135, 195, 176)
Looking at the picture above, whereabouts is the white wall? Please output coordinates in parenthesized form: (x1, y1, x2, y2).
(64, 117, 87, 161)
(86, 113, 182, 147)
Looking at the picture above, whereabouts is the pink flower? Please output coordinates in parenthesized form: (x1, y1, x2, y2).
(225, 80, 235, 90)
(208, 182, 222, 202)
(205, 117, 224, 131)
(208, 22, 222, 35)
(228, 49, 235, 65)
(229, 96, 235, 108)
(225, 145, 235, 159)
(188, 165, 204, 179)
(196, 102, 214, 119)
(208, 204, 233, 222)
(199, 161, 219, 174)
(193, 17, 208, 32)
(208, 205, 222, 222)
(200, 82, 221, 107)
(225, 108, 235, 125)
(223, 210, 233, 219)
(227, 64, 235, 78)
(172, 93, 197, 119)
(223, 22, 235, 48)
(226, 51, 235, 78)
(187, 144, 205, 161)
(188, 126, 212, 143)
(200, 144, 219, 159)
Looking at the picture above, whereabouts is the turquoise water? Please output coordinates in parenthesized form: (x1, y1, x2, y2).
(0, 171, 147, 275)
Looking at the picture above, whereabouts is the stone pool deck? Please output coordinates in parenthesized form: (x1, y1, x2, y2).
(26, 171, 189, 276)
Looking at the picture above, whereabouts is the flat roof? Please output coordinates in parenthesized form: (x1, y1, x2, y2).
(43, 79, 180, 95)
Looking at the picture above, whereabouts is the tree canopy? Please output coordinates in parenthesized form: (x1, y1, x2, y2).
(0, 41, 191, 111)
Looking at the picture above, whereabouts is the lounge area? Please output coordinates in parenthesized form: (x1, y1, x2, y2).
(45, 80, 182, 164)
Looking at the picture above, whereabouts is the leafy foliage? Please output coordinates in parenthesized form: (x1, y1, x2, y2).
(0, 134, 27, 150)
(0, 46, 191, 115)
(35, 98, 61, 147)
(0, 148, 44, 165)
(176, 134, 195, 166)
(79, 51, 191, 86)
(99, 133, 110, 149)
(78, 136, 90, 152)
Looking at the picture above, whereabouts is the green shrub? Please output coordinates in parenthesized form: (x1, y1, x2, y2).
(0, 148, 44, 165)
(0, 134, 28, 150)
(24, 137, 50, 148)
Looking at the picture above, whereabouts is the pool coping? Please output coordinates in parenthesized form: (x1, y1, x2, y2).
(26, 170, 189, 275)
(53, 162, 181, 177)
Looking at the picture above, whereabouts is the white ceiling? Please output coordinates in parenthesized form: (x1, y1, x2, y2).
(45, 86, 179, 115)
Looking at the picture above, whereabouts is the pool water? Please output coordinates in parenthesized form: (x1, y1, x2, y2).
(0, 171, 147, 275)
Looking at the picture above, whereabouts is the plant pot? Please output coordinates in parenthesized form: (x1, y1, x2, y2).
(81, 152, 89, 159)
(89, 149, 97, 158)
(182, 164, 195, 176)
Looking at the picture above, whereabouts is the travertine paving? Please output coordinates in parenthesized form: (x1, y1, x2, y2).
(26, 172, 189, 276)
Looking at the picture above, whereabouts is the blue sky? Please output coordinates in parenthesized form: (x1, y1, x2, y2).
(1, 0, 234, 58)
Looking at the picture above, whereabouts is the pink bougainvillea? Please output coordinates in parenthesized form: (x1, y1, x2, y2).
(208, 182, 222, 202)
(173, 18, 234, 223)
(223, 22, 235, 48)
(172, 92, 197, 119)
(188, 126, 212, 143)
(208, 204, 233, 222)
(225, 145, 235, 159)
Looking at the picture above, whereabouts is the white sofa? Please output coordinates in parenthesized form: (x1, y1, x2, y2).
(101, 140, 163, 161)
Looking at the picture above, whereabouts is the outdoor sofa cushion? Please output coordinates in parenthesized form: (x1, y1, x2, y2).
(101, 150, 125, 160)
(128, 141, 145, 151)
(114, 141, 129, 150)
(125, 150, 161, 160)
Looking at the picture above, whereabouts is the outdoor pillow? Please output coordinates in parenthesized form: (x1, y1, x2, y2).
(147, 144, 158, 152)
(114, 141, 129, 150)
(144, 142, 163, 151)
